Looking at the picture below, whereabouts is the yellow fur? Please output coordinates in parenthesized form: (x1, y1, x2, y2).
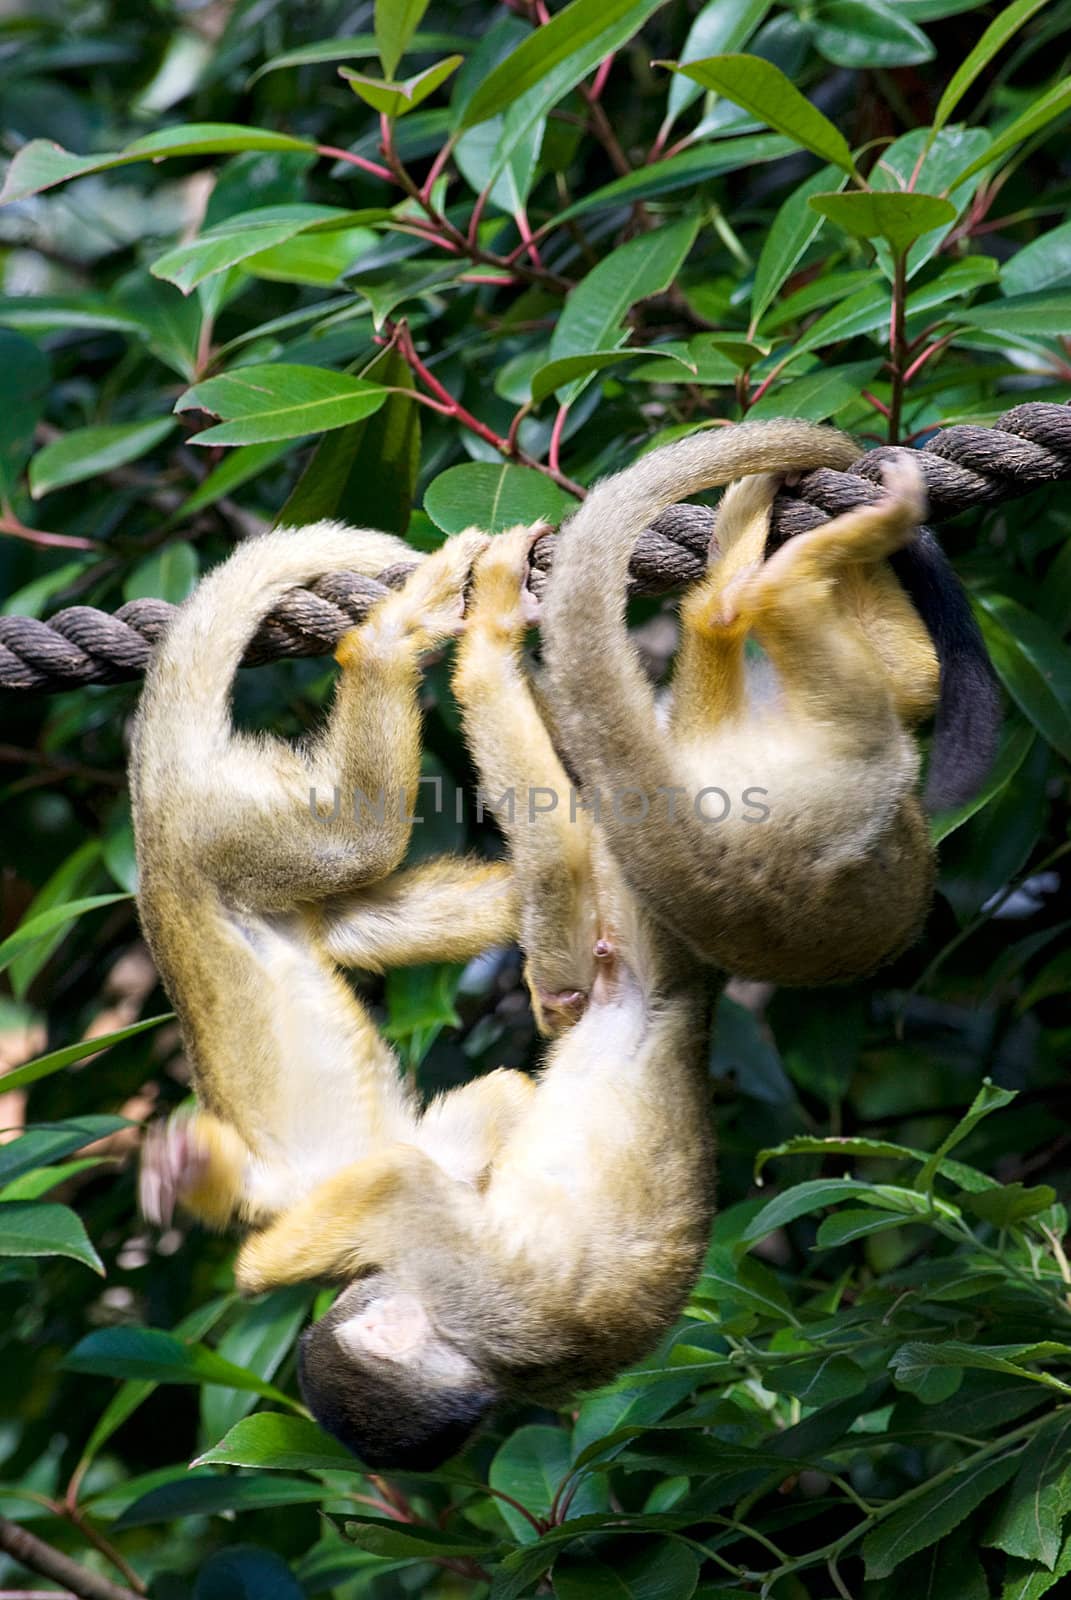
(541, 424, 941, 984)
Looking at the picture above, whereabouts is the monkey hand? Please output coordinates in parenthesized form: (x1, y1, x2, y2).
(385, 528, 491, 650)
(139, 1111, 248, 1232)
(470, 522, 550, 636)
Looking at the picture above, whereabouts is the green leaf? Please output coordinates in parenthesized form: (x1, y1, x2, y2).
(657, 53, 856, 176)
(692, 1248, 796, 1324)
(461, 0, 668, 129)
(964, 1183, 1057, 1228)
(973, 594, 1071, 762)
(754, 1135, 928, 1180)
(554, 1537, 700, 1600)
(0, 1201, 103, 1273)
(870, 127, 992, 278)
(0, 296, 145, 337)
(0, 329, 49, 502)
(78, 1298, 236, 1474)
(194, 1546, 304, 1600)
(530, 346, 697, 404)
(193, 1412, 355, 1471)
(117, 1471, 329, 1528)
(176, 364, 389, 446)
(548, 216, 700, 403)
(930, 720, 1037, 844)
(934, 0, 1052, 131)
(809, 190, 956, 253)
(916, 1080, 1018, 1192)
(741, 1178, 894, 1243)
(123, 541, 200, 604)
(815, 1208, 912, 1248)
(0, 1016, 173, 1098)
(0, 1117, 127, 1186)
(249, 32, 466, 83)
(490, 1425, 571, 1542)
(29, 418, 175, 499)
(64, 1328, 293, 1402)
(784, 280, 891, 361)
(949, 76, 1071, 189)
(811, 0, 934, 68)
(769, 1352, 870, 1405)
(0, 125, 318, 205)
(863, 1450, 1023, 1578)
(749, 163, 846, 330)
(0, 894, 132, 975)
(346, 1518, 497, 1560)
(152, 205, 386, 295)
(345, 259, 464, 328)
(1003, 220, 1071, 295)
(202, 1286, 314, 1442)
(665, 0, 773, 127)
(555, 134, 795, 225)
(1000, 1532, 1071, 1599)
(0, 1158, 107, 1202)
(340, 55, 462, 118)
(986, 1412, 1071, 1568)
(375, 0, 432, 79)
(278, 345, 419, 532)
(953, 289, 1071, 337)
(424, 462, 574, 534)
(177, 441, 293, 519)
(890, 1342, 1071, 1396)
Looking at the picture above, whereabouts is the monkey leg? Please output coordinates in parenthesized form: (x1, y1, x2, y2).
(670, 474, 778, 736)
(199, 531, 489, 910)
(840, 563, 940, 725)
(452, 525, 602, 1032)
(718, 459, 926, 734)
(317, 856, 520, 972)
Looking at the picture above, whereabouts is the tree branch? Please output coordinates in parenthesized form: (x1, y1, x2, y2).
(0, 1521, 138, 1600)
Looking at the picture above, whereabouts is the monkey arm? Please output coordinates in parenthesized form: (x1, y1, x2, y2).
(451, 526, 602, 1031)
(317, 857, 519, 972)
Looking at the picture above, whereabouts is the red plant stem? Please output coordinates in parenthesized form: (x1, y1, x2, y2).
(887, 249, 908, 444)
(590, 53, 614, 101)
(467, 182, 492, 248)
(513, 203, 544, 268)
(861, 389, 892, 420)
(420, 133, 457, 203)
(0, 513, 98, 552)
(391, 322, 585, 496)
(549, 403, 568, 474)
(316, 143, 393, 183)
(902, 333, 956, 385)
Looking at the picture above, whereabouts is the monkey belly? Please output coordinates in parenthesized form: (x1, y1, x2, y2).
(681, 796, 935, 983)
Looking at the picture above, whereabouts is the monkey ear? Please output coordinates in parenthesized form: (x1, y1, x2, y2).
(334, 1290, 477, 1382)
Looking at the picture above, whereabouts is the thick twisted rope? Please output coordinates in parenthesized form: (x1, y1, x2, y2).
(2, 401, 1068, 693)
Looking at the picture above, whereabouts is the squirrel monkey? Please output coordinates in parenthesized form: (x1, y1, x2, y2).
(540, 421, 964, 984)
(134, 523, 713, 1471)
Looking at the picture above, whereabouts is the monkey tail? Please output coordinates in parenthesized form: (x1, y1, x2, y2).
(890, 532, 1002, 813)
(541, 421, 861, 808)
(136, 520, 415, 745)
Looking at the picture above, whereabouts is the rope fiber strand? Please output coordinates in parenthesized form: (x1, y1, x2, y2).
(2, 402, 1068, 695)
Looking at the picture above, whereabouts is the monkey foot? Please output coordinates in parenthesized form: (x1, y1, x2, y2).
(536, 987, 588, 1029)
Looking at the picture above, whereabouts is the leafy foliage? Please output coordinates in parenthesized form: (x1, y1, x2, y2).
(1, 0, 1070, 1596)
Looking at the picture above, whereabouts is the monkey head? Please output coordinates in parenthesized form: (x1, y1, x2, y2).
(297, 1273, 497, 1471)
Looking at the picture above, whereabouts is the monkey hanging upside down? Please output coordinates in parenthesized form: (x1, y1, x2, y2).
(133, 521, 714, 1471)
(540, 421, 997, 985)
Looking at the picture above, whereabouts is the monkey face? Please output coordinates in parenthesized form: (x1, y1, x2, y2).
(298, 1274, 497, 1471)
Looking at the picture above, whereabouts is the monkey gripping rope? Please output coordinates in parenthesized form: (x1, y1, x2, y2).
(1, 401, 1068, 694)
